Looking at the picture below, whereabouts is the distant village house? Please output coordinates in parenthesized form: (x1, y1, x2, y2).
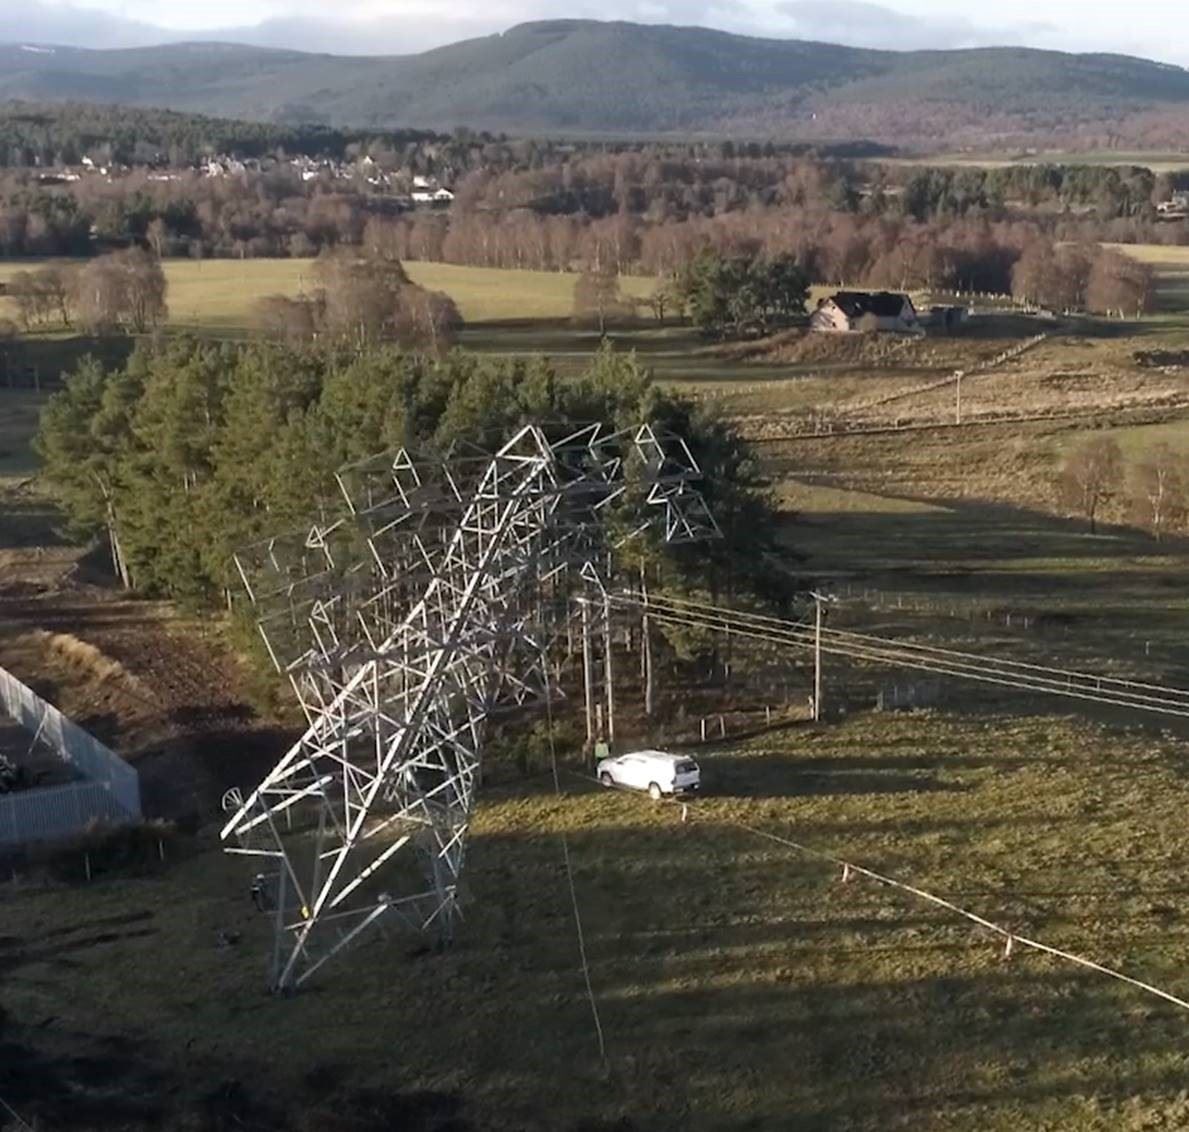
(810, 291, 920, 334)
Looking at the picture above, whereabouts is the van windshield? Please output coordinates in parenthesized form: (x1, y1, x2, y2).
(675, 761, 698, 774)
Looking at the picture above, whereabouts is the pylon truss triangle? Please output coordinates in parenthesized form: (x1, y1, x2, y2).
(223, 422, 717, 989)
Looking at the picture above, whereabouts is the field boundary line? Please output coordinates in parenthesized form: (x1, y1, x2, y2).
(744, 395, 1189, 443)
(835, 332, 1049, 417)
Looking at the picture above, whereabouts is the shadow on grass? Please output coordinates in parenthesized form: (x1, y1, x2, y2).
(703, 754, 969, 799)
(1, 333, 134, 387)
(0, 491, 72, 548)
(786, 485, 1188, 566)
(6, 789, 1188, 1131)
(457, 820, 1189, 1128)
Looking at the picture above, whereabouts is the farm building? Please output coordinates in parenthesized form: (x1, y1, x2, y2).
(922, 304, 970, 332)
(811, 291, 920, 333)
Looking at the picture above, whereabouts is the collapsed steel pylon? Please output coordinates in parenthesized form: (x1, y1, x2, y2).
(221, 423, 718, 990)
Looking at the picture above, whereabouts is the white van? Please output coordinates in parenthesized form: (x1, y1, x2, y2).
(597, 749, 700, 800)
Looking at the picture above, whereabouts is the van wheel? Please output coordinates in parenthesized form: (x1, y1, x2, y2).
(648, 782, 662, 801)
(600, 772, 613, 787)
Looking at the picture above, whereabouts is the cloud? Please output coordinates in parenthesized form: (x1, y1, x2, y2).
(0, 0, 767, 54)
(0, 0, 1171, 62)
(772, 0, 1056, 52)
(0, 0, 170, 47)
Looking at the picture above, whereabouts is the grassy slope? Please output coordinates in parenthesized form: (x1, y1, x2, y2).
(0, 389, 48, 484)
(4, 244, 1189, 1128)
(3, 709, 1189, 1130)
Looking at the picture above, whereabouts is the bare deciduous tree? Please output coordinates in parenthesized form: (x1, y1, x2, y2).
(120, 248, 168, 333)
(362, 216, 405, 263)
(146, 217, 168, 258)
(573, 264, 627, 335)
(646, 273, 680, 323)
(1086, 250, 1155, 318)
(1059, 436, 1123, 533)
(71, 256, 125, 333)
(1129, 443, 1185, 541)
(71, 249, 167, 334)
(7, 266, 75, 330)
(254, 294, 318, 345)
(311, 249, 409, 345)
(393, 286, 462, 355)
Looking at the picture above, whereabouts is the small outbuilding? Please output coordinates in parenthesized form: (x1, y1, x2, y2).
(922, 304, 969, 333)
(810, 291, 920, 334)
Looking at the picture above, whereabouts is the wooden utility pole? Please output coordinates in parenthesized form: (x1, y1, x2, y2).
(581, 600, 595, 745)
(603, 591, 616, 742)
(813, 593, 823, 723)
(810, 591, 838, 722)
(640, 564, 654, 719)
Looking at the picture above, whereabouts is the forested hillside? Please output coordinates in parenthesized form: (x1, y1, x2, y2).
(3, 21, 1189, 146)
(0, 101, 444, 165)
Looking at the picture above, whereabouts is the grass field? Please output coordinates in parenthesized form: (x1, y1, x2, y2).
(7, 245, 1189, 1127)
(890, 152, 1189, 173)
(0, 259, 654, 330)
(4, 706, 1189, 1131)
(0, 390, 48, 484)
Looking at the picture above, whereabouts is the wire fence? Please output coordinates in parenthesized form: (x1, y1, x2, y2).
(611, 590, 1189, 721)
(0, 664, 140, 844)
(734, 821, 1189, 1013)
(830, 581, 1180, 669)
(0, 780, 134, 844)
(838, 333, 1049, 416)
(744, 392, 1189, 444)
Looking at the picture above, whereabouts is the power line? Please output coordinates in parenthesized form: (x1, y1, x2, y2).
(543, 659, 608, 1064)
(566, 590, 1189, 1018)
(623, 588, 1189, 699)
(0, 1093, 36, 1132)
(605, 590, 1189, 720)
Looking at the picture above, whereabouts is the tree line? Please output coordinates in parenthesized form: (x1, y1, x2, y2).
(35, 340, 784, 621)
(1011, 242, 1155, 317)
(4, 146, 1188, 263)
(5, 245, 466, 350)
(253, 250, 462, 353)
(4, 249, 167, 334)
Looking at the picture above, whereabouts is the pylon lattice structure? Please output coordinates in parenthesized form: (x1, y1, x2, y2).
(221, 423, 718, 990)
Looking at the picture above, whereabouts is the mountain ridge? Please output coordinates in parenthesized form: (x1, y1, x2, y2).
(1, 20, 1188, 146)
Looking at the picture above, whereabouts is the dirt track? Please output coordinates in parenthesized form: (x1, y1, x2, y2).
(0, 481, 291, 822)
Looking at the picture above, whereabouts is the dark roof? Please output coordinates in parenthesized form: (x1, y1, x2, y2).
(829, 291, 914, 319)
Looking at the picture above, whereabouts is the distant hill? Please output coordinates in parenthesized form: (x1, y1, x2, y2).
(2, 21, 1189, 146)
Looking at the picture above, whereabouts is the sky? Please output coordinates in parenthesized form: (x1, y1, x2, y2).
(3, 0, 1189, 63)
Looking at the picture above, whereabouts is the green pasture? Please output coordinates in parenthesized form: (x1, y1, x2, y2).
(4, 706, 1189, 1131)
(0, 258, 655, 330)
